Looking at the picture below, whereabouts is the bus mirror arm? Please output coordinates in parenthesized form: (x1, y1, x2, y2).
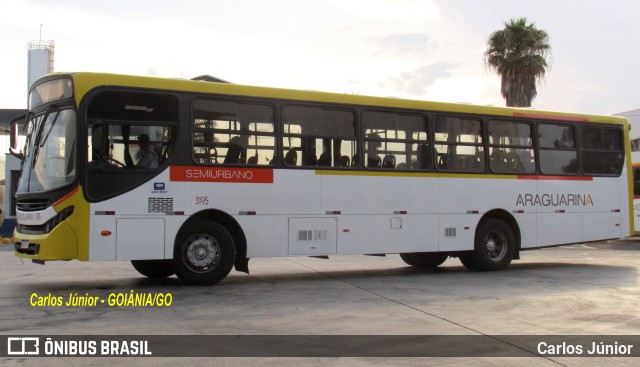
(9, 147, 24, 160)
(9, 113, 27, 160)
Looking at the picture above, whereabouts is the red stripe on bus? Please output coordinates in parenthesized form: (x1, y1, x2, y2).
(53, 185, 80, 207)
(170, 166, 274, 183)
(512, 112, 589, 122)
(517, 175, 593, 181)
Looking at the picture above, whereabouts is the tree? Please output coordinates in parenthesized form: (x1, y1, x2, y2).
(484, 17, 551, 107)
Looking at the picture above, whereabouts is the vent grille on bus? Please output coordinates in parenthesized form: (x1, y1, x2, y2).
(445, 227, 457, 238)
(16, 198, 51, 212)
(148, 198, 174, 213)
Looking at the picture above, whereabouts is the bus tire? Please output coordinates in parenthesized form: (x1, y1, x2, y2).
(131, 260, 174, 279)
(173, 220, 236, 285)
(400, 253, 448, 268)
(458, 253, 480, 271)
(461, 218, 515, 271)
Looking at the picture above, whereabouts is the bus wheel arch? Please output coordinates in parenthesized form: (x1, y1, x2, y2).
(460, 209, 521, 271)
(175, 210, 249, 279)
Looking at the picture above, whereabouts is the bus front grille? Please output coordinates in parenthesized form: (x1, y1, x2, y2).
(17, 199, 51, 212)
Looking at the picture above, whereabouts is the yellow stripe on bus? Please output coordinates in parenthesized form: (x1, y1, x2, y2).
(314, 170, 517, 180)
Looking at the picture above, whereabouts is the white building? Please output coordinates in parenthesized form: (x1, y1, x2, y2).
(27, 40, 54, 91)
(614, 109, 640, 163)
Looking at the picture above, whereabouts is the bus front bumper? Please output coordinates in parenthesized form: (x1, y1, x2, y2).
(13, 221, 79, 261)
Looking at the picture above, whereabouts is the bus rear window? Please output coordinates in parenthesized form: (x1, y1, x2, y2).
(580, 126, 624, 176)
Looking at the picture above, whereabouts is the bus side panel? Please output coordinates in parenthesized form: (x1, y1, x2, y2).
(535, 177, 622, 246)
(181, 169, 321, 215)
(319, 173, 439, 255)
(582, 213, 619, 241)
(438, 177, 537, 251)
(335, 214, 439, 255)
(319, 174, 438, 215)
(581, 174, 624, 240)
(437, 214, 477, 251)
(241, 216, 290, 258)
(536, 213, 581, 246)
(89, 169, 181, 261)
(89, 215, 116, 260)
(515, 213, 537, 249)
(116, 218, 165, 260)
(242, 214, 440, 258)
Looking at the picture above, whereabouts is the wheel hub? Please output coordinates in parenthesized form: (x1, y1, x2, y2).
(485, 232, 506, 261)
(486, 239, 497, 253)
(186, 235, 220, 269)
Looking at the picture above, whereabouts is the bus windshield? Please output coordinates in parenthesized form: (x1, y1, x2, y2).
(17, 108, 77, 193)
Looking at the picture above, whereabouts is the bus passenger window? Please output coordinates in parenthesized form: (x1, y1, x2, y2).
(85, 90, 179, 201)
(193, 100, 276, 166)
(580, 126, 623, 176)
(282, 106, 356, 168)
(488, 120, 535, 174)
(88, 124, 174, 170)
(435, 116, 484, 172)
(362, 111, 429, 170)
(86, 91, 178, 172)
(539, 123, 578, 175)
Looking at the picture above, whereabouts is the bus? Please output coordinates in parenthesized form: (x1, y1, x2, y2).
(633, 163, 640, 233)
(11, 72, 633, 285)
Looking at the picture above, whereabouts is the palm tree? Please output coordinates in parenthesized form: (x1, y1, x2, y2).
(484, 17, 551, 107)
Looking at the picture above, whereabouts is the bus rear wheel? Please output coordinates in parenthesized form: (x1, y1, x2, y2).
(460, 218, 515, 271)
(400, 253, 448, 268)
(131, 259, 174, 279)
(173, 220, 236, 285)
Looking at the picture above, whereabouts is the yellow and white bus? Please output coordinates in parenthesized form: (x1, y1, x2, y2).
(632, 163, 640, 233)
(12, 72, 633, 285)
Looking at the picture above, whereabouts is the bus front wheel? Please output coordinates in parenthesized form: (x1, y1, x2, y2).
(460, 219, 515, 271)
(131, 259, 174, 279)
(173, 220, 236, 285)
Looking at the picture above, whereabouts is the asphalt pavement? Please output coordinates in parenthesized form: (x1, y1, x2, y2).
(1, 240, 639, 366)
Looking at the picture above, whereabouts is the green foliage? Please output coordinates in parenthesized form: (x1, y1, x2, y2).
(484, 17, 552, 107)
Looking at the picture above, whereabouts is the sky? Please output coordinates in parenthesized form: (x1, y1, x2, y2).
(1, 0, 639, 116)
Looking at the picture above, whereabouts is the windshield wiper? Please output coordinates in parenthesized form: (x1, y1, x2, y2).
(31, 105, 56, 169)
(39, 109, 61, 148)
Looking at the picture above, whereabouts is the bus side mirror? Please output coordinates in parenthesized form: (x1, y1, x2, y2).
(9, 114, 26, 160)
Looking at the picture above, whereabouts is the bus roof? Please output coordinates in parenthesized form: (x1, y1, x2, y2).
(43, 72, 627, 126)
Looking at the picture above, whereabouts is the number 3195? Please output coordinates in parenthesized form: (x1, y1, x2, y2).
(195, 196, 209, 206)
